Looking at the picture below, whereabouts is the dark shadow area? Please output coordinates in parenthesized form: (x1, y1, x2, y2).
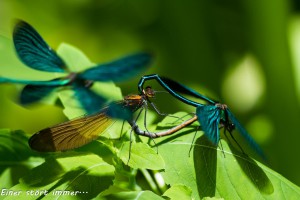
(10, 165, 32, 186)
(0, 130, 40, 186)
(193, 135, 217, 198)
(34, 166, 114, 200)
(20, 157, 114, 200)
(227, 142, 274, 195)
(75, 138, 115, 165)
(21, 157, 65, 187)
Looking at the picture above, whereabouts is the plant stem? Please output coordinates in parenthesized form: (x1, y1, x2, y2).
(140, 169, 160, 194)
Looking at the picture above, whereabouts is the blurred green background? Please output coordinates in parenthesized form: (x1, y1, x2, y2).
(0, 0, 300, 186)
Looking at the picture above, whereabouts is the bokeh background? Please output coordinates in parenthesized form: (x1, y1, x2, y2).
(0, 0, 300, 186)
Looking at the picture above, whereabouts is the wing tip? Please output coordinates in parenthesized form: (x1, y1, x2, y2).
(13, 19, 31, 35)
(28, 129, 57, 152)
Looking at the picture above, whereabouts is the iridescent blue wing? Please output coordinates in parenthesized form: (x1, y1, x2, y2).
(73, 81, 134, 118)
(105, 101, 133, 121)
(0, 77, 36, 85)
(79, 52, 152, 81)
(0, 76, 69, 85)
(20, 84, 58, 105)
(196, 105, 221, 145)
(160, 77, 215, 104)
(19, 78, 70, 104)
(226, 108, 266, 159)
(13, 20, 66, 72)
(72, 81, 109, 115)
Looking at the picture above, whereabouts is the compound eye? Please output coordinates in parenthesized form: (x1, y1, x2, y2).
(144, 86, 155, 98)
(229, 123, 235, 131)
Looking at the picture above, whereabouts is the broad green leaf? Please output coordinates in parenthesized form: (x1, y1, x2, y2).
(56, 43, 92, 73)
(152, 112, 300, 199)
(118, 142, 165, 170)
(56, 43, 123, 119)
(6, 153, 115, 200)
(163, 184, 192, 200)
(0, 129, 44, 189)
(96, 190, 164, 200)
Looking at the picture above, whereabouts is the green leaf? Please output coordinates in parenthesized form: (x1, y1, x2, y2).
(97, 190, 164, 200)
(0, 129, 44, 189)
(56, 43, 122, 119)
(152, 112, 300, 199)
(163, 184, 192, 200)
(118, 142, 165, 170)
(57, 43, 93, 72)
(6, 154, 115, 199)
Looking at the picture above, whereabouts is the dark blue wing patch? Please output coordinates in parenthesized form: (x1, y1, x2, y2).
(196, 105, 221, 145)
(13, 20, 66, 72)
(20, 85, 57, 105)
(79, 52, 152, 81)
(105, 102, 133, 121)
(72, 81, 109, 115)
(160, 77, 215, 104)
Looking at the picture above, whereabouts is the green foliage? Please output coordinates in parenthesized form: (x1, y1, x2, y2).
(118, 142, 165, 170)
(97, 190, 164, 200)
(2, 111, 300, 199)
(1, 31, 300, 200)
(152, 113, 300, 199)
(0, 129, 44, 189)
(1, 0, 300, 187)
(7, 154, 115, 199)
(163, 185, 192, 199)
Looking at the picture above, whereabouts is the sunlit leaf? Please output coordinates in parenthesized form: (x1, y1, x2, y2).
(152, 112, 300, 199)
(118, 142, 165, 170)
(6, 154, 115, 199)
(98, 190, 164, 200)
(163, 184, 192, 200)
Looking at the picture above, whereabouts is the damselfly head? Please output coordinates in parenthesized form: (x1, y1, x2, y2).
(220, 119, 235, 132)
(227, 122, 235, 132)
(216, 103, 228, 110)
(143, 86, 155, 98)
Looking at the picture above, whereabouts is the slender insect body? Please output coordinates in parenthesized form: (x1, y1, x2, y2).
(215, 103, 235, 133)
